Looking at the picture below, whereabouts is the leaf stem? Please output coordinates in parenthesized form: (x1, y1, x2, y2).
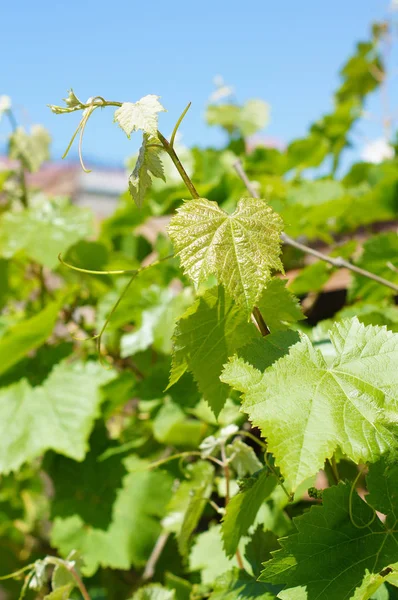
(233, 159, 398, 294)
(238, 430, 268, 451)
(252, 306, 270, 336)
(68, 566, 91, 600)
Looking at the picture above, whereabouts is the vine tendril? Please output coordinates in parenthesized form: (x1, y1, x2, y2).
(349, 470, 376, 529)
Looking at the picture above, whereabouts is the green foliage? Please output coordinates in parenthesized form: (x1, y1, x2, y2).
(0, 300, 60, 376)
(206, 98, 269, 137)
(209, 568, 277, 599)
(129, 133, 166, 207)
(168, 197, 284, 313)
(2, 18, 398, 600)
(260, 460, 398, 599)
(222, 318, 398, 489)
(168, 285, 258, 415)
(114, 95, 166, 138)
(51, 465, 173, 575)
(9, 125, 51, 172)
(0, 361, 112, 474)
(0, 196, 93, 268)
(222, 470, 277, 556)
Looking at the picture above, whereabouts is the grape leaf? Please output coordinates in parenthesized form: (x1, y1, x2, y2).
(114, 95, 166, 138)
(121, 287, 192, 357)
(51, 465, 172, 575)
(163, 461, 214, 537)
(352, 570, 397, 600)
(130, 584, 175, 600)
(222, 470, 278, 557)
(226, 439, 263, 478)
(260, 461, 398, 600)
(152, 401, 205, 448)
(0, 300, 60, 376)
(209, 568, 277, 600)
(168, 198, 284, 313)
(256, 279, 304, 331)
(168, 286, 258, 416)
(129, 133, 166, 207)
(239, 99, 270, 136)
(221, 318, 398, 490)
(0, 196, 93, 269)
(188, 525, 240, 584)
(0, 361, 113, 474)
(206, 99, 269, 137)
(350, 233, 398, 301)
(244, 526, 280, 578)
(44, 584, 73, 600)
(9, 125, 50, 172)
(45, 425, 127, 529)
(175, 461, 214, 555)
(236, 330, 300, 372)
(51, 550, 83, 591)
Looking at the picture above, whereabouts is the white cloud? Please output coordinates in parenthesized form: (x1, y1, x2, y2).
(360, 138, 394, 164)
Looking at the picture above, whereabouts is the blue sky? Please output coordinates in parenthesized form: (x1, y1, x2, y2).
(1, 0, 394, 166)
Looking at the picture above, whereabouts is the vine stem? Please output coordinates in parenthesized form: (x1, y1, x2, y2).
(157, 130, 199, 199)
(233, 159, 398, 294)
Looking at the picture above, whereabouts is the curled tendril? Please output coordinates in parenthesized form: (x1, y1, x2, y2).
(58, 253, 174, 367)
(170, 101, 191, 148)
(349, 470, 376, 529)
(58, 253, 138, 276)
(61, 97, 107, 172)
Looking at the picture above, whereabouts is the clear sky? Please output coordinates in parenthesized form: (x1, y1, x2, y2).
(1, 0, 395, 167)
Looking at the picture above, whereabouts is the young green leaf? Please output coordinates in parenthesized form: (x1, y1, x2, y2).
(260, 461, 398, 600)
(121, 287, 192, 358)
(222, 318, 398, 490)
(130, 584, 175, 600)
(168, 286, 258, 416)
(244, 526, 280, 578)
(256, 278, 305, 331)
(0, 196, 93, 269)
(44, 584, 73, 600)
(188, 525, 239, 584)
(114, 95, 166, 138)
(175, 461, 214, 555)
(350, 232, 398, 301)
(45, 425, 127, 529)
(168, 198, 284, 313)
(209, 568, 277, 600)
(0, 300, 60, 377)
(163, 461, 214, 539)
(226, 439, 263, 478)
(9, 125, 51, 172)
(222, 469, 278, 557)
(49, 89, 86, 114)
(0, 361, 113, 474)
(129, 133, 166, 207)
(51, 466, 173, 575)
